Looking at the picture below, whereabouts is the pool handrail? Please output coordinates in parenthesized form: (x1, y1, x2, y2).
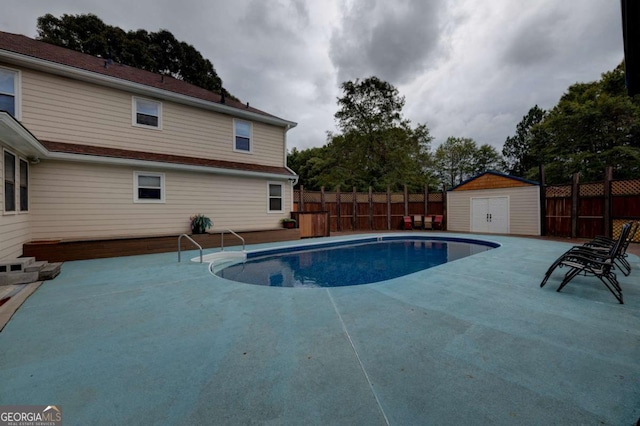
(178, 234, 203, 263)
(221, 229, 245, 252)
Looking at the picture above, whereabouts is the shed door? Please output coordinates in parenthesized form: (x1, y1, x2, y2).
(471, 197, 509, 234)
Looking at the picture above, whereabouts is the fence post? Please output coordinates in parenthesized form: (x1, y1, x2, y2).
(404, 185, 409, 216)
(604, 166, 613, 238)
(353, 186, 357, 230)
(442, 184, 447, 230)
(387, 185, 392, 230)
(539, 164, 546, 236)
(336, 185, 341, 232)
(424, 184, 429, 216)
(571, 172, 580, 238)
(369, 187, 373, 230)
(300, 185, 305, 212)
(321, 186, 326, 212)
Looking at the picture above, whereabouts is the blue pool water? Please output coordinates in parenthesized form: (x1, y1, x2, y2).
(216, 238, 496, 288)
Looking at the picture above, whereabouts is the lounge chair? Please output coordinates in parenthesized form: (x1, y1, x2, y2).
(581, 220, 638, 276)
(423, 215, 434, 230)
(540, 222, 632, 304)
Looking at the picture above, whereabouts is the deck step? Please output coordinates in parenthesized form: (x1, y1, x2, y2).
(39, 263, 62, 281)
(0, 271, 39, 286)
(24, 261, 48, 273)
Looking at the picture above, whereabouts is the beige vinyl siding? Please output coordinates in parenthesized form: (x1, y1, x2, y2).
(29, 161, 292, 241)
(18, 68, 286, 168)
(447, 186, 540, 235)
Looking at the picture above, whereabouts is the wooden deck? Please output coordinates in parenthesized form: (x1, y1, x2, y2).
(23, 229, 301, 262)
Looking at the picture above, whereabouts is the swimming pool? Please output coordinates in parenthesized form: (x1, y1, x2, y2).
(213, 236, 499, 288)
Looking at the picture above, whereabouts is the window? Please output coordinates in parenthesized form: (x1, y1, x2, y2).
(4, 150, 15, 212)
(133, 97, 161, 129)
(0, 66, 19, 119)
(268, 182, 283, 212)
(234, 120, 252, 152)
(134, 172, 165, 203)
(19, 159, 28, 212)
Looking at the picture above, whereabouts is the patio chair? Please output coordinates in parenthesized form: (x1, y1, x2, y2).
(540, 222, 632, 304)
(403, 216, 412, 230)
(423, 215, 435, 230)
(581, 220, 639, 276)
(412, 215, 424, 230)
(433, 215, 443, 230)
(540, 221, 635, 287)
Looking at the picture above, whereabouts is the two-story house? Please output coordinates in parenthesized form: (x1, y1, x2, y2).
(0, 31, 298, 259)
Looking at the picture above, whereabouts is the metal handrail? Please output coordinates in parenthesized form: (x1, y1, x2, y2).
(178, 234, 203, 263)
(221, 229, 245, 252)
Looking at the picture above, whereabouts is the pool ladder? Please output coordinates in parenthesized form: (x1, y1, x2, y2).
(178, 230, 245, 263)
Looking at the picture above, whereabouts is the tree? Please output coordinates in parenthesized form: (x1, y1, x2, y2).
(36, 13, 228, 96)
(306, 77, 434, 191)
(433, 137, 477, 188)
(514, 64, 640, 183)
(473, 144, 505, 175)
(502, 105, 546, 177)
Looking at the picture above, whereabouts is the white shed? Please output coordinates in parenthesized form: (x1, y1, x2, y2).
(447, 171, 541, 236)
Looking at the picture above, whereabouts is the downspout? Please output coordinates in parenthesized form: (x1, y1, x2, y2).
(283, 124, 299, 215)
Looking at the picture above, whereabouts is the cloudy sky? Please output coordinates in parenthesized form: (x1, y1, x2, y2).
(0, 0, 624, 152)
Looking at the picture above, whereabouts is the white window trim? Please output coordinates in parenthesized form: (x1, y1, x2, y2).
(267, 181, 284, 213)
(233, 119, 253, 153)
(134, 171, 165, 203)
(132, 96, 162, 130)
(18, 157, 28, 214)
(0, 65, 21, 120)
(3, 148, 16, 214)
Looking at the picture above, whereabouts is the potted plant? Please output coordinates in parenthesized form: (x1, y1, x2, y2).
(280, 218, 297, 229)
(190, 214, 212, 234)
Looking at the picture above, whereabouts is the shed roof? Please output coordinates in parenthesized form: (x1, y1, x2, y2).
(449, 171, 539, 191)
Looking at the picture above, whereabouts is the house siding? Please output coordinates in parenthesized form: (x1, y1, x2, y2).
(447, 186, 540, 235)
(29, 161, 292, 241)
(17, 67, 286, 168)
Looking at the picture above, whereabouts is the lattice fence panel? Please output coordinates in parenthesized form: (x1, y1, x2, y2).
(371, 193, 387, 203)
(340, 192, 354, 203)
(428, 193, 443, 202)
(323, 192, 337, 203)
(302, 192, 322, 203)
(612, 179, 640, 196)
(579, 183, 604, 197)
(546, 185, 571, 198)
(408, 193, 424, 202)
(612, 219, 640, 243)
(389, 193, 404, 203)
(356, 193, 369, 203)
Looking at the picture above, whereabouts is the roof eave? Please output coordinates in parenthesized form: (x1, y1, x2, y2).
(0, 48, 298, 129)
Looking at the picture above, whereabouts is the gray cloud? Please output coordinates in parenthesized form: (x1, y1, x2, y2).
(330, 0, 444, 85)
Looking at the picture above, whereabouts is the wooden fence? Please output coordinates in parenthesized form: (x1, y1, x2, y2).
(293, 186, 445, 232)
(543, 170, 640, 241)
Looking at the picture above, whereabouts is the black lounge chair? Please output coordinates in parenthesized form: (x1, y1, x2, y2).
(581, 220, 639, 276)
(540, 222, 632, 304)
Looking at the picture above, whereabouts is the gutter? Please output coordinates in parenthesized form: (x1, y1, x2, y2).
(46, 151, 296, 181)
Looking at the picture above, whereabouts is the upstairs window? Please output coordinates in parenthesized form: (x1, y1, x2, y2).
(0, 67, 19, 119)
(134, 172, 165, 203)
(268, 182, 283, 212)
(133, 97, 161, 129)
(4, 150, 15, 212)
(234, 119, 252, 152)
(19, 158, 28, 212)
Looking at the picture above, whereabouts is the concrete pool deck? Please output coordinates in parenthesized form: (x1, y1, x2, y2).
(0, 233, 638, 425)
